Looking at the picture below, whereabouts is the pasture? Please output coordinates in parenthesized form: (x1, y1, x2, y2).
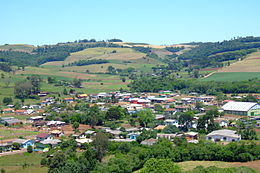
(218, 51, 260, 72)
(177, 160, 260, 172)
(0, 44, 35, 52)
(0, 153, 47, 173)
(0, 128, 40, 140)
(201, 72, 260, 82)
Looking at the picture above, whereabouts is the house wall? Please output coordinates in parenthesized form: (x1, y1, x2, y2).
(224, 110, 247, 116)
(248, 109, 260, 116)
(206, 135, 240, 142)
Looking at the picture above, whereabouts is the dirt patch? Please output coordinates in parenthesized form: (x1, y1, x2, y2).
(230, 160, 260, 171)
(60, 124, 91, 136)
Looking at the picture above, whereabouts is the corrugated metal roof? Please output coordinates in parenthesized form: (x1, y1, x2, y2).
(222, 102, 257, 112)
(206, 129, 240, 138)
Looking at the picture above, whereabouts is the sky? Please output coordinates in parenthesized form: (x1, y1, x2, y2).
(1, 0, 260, 45)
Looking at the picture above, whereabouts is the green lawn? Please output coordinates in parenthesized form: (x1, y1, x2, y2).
(0, 129, 40, 140)
(0, 152, 47, 173)
(201, 72, 260, 82)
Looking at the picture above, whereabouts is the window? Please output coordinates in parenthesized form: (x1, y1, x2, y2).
(223, 137, 227, 141)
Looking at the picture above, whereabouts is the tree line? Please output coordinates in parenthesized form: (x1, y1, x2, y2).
(128, 76, 260, 94)
(44, 137, 260, 173)
(67, 59, 109, 66)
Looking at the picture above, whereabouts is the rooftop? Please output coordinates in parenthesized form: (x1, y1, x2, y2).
(206, 129, 240, 138)
(222, 102, 258, 112)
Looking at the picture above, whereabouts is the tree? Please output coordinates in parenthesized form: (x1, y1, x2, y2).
(136, 109, 155, 127)
(28, 75, 41, 94)
(141, 158, 181, 173)
(72, 122, 80, 131)
(12, 142, 20, 150)
(178, 111, 194, 131)
(121, 77, 126, 83)
(193, 70, 199, 78)
(105, 106, 126, 121)
(40, 158, 48, 166)
(195, 102, 203, 110)
(48, 76, 56, 84)
(72, 78, 82, 88)
(162, 125, 180, 134)
(93, 132, 109, 161)
(14, 81, 33, 99)
(137, 129, 157, 143)
(0, 168, 6, 173)
(154, 104, 164, 112)
(2, 97, 12, 105)
(63, 88, 68, 95)
(27, 145, 33, 153)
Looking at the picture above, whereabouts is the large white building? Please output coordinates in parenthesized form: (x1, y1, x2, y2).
(222, 101, 260, 116)
(206, 129, 241, 142)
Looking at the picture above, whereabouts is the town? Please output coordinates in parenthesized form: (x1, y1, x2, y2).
(0, 89, 260, 172)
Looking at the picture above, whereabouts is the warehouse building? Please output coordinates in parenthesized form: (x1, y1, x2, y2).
(222, 101, 260, 116)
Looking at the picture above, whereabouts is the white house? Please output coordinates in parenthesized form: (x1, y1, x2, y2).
(206, 129, 241, 142)
(164, 119, 179, 127)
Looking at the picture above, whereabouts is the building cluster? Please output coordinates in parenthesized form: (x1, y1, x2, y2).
(0, 90, 259, 152)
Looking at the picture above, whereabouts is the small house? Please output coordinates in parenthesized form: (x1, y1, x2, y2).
(141, 139, 157, 146)
(64, 98, 74, 103)
(164, 119, 179, 127)
(127, 132, 140, 140)
(36, 133, 52, 141)
(206, 129, 241, 142)
(2, 108, 14, 113)
(0, 117, 21, 126)
(13, 139, 34, 148)
(15, 110, 26, 115)
(51, 130, 64, 137)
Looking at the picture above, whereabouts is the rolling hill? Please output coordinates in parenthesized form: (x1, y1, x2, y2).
(0, 44, 35, 52)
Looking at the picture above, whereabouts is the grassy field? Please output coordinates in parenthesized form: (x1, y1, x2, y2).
(177, 160, 260, 172)
(201, 72, 260, 82)
(0, 152, 47, 173)
(0, 44, 35, 52)
(218, 51, 260, 72)
(0, 129, 40, 140)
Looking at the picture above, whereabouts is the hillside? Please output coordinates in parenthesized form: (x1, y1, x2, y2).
(218, 51, 260, 72)
(0, 44, 35, 52)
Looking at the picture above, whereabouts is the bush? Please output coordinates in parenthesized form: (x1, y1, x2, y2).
(27, 145, 33, 153)
(40, 158, 48, 166)
(237, 153, 253, 162)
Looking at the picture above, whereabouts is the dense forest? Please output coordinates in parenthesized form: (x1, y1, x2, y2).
(128, 76, 260, 94)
